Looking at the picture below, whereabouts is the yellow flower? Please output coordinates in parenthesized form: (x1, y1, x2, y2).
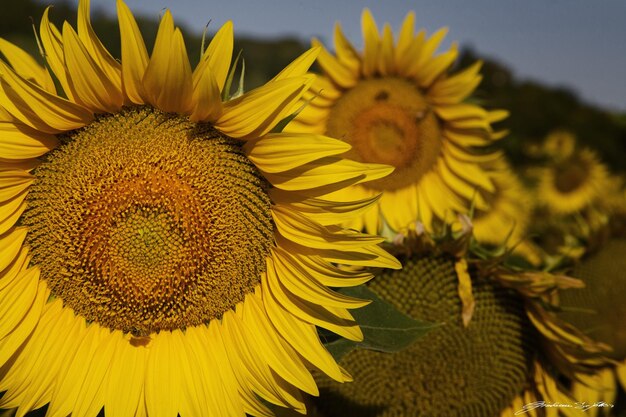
(289, 9, 507, 234)
(0, 1, 400, 416)
(309, 247, 607, 417)
(536, 148, 610, 215)
(471, 158, 541, 264)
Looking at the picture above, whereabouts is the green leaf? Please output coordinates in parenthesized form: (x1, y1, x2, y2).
(323, 285, 438, 361)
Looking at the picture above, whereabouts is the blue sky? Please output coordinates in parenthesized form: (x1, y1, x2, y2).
(89, 0, 626, 112)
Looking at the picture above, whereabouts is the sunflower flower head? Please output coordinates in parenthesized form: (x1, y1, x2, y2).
(308, 225, 613, 417)
(0, 2, 401, 416)
(289, 9, 508, 234)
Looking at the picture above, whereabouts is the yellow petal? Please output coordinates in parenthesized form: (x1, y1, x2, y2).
(203, 321, 271, 417)
(221, 309, 301, 410)
(0, 282, 47, 371)
(63, 22, 123, 113)
(272, 205, 383, 251)
(242, 293, 318, 396)
(280, 242, 373, 287)
(104, 335, 147, 417)
(14, 308, 83, 416)
(77, 0, 122, 94)
(276, 232, 400, 270)
(361, 9, 380, 77)
(272, 47, 320, 81)
(215, 76, 312, 139)
(395, 12, 415, 68)
(244, 133, 350, 173)
(145, 331, 182, 417)
(0, 39, 55, 93)
(143, 12, 193, 114)
(273, 246, 370, 308)
(183, 325, 244, 417)
(455, 259, 475, 327)
(0, 60, 92, 134)
(264, 258, 363, 342)
(0, 121, 58, 159)
(39, 8, 74, 100)
(173, 329, 211, 417)
(71, 327, 118, 417)
(47, 324, 108, 417)
(0, 246, 28, 293)
(312, 38, 357, 89)
(261, 274, 347, 382)
(0, 227, 27, 273)
(406, 27, 448, 78)
(333, 23, 360, 73)
(417, 43, 458, 88)
(263, 156, 392, 192)
(117, 0, 149, 104)
(378, 24, 395, 75)
(0, 267, 39, 341)
(189, 63, 223, 123)
(0, 299, 64, 407)
(429, 61, 483, 105)
(194, 21, 233, 92)
(270, 188, 380, 227)
(436, 102, 488, 121)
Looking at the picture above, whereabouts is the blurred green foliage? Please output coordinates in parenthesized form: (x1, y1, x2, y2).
(2, 0, 625, 173)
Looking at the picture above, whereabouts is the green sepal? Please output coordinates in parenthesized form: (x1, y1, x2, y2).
(222, 49, 243, 101)
(322, 285, 437, 362)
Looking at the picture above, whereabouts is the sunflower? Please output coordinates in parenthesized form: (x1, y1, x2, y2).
(288, 9, 507, 234)
(308, 227, 611, 417)
(536, 147, 610, 215)
(0, 1, 401, 416)
(469, 158, 541, 264)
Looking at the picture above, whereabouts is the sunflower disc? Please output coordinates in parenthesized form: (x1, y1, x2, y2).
(316, 255, 533, 417)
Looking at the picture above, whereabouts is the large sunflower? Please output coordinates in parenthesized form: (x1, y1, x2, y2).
(0, 1, 401, 416)
(305, 229, 610, 417)
(288, 9, 507, 234)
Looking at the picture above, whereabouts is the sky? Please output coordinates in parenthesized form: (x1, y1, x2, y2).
(88, 0, 626, 112)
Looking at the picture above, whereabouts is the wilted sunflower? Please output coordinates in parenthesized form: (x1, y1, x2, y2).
(288, 9, 507, 234)
(0, 1, 401, 416)
(308, 228, 609, 417)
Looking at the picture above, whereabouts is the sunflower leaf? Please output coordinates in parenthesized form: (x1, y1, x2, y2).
(323, 285, 437, 361)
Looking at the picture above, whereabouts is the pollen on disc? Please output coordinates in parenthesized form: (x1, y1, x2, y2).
(23, 106, 274, 334)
